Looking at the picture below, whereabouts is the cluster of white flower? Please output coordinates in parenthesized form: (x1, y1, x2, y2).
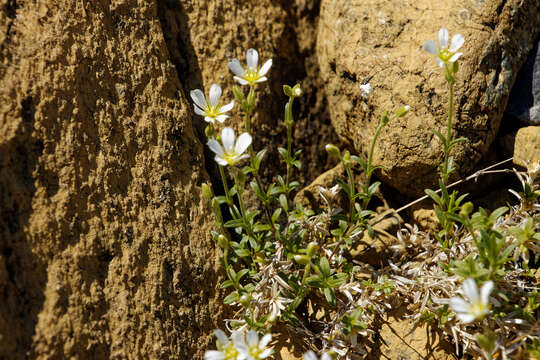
(205, 329, 273, 360)
(190, 49, 272, 167)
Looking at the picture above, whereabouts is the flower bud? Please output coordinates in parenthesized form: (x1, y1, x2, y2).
(205, 124, 215, 139)
(294, 255, 310, 265)
(217, 234, 228, 248)
(325, 144, 341, 159)
(239, 294, 251, 307)
(233, 85, 245, 102)
(342, 150, 351, 166)
(460, 201, 474, 217)
(283, 85, 293, 97)
(380, 111, 390, 126)
(201, 183, 213, 200)
(292, 84, 302, 97)
(395, 105, 410, 118)
(306, 242, 319, 257)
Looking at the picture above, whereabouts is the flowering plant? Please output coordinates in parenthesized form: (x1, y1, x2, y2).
(196, 35, 540, 360)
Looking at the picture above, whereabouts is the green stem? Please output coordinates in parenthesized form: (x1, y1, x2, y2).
(219, 165, 232, 205)
(442, 65, 455, 186)
(367, 122, 384, 187)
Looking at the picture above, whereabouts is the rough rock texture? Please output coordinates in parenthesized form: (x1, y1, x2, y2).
(513, 126, 540, 170)
(317, 0, 540, 196)
(0, 1, 223, 358)
(158, 0, 339, 185)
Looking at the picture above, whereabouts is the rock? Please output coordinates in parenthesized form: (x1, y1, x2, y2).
(367, 306, 455, 360)
(0, 2, 223, 359)
(513, 126, 540, 170)
(294, 163, 346, 211)
(316, 0, 540, 196)
(159, 0, 339, 184)
(505, 41, 540, 125)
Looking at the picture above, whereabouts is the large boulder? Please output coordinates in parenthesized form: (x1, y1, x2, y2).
(317, 0, 540, 196)
(0, 1, 222, 358)
(158, 0, 339, 184)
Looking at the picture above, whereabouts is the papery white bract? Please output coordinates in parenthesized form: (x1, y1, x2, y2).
(449, 278, 493, 323)
(204, 329, 245, 360)
(424, 28, 465, 67)
(208, 127, 252, 167)
(359, 83, 371, 98)
(236, 330, 273, 360)
(191, 84, 235, 124)
(228, 49, 272, 86)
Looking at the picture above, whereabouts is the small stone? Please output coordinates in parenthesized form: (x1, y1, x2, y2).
(513, 126, 540, 170)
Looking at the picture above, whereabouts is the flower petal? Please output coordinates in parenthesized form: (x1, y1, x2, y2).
(246, 330, 258, 347)
(448, 52, 462, 63)
(213, 329, 229, 345)
(231, 331, 245, 347)
(436, 58, 444, 67)
(221, 127, 235, 153)
(438, 28, 449, 48)
(235, 133, 252, 155)
(456, 313, 476, 323)
(462, 278, 479, 303)
(259, 349, 273, 359)
(246, 48, 259, 70)
(259, 333, 272, 349)
(234, 76, 250, 85)
(228, 59, 245, 76)
(424, 39, 438, 55)
(220, 100, 235, 113)
(321, 353, 332, 360)
(208, 139, 224, 157)
(480, 281, 494, 304)
(190, 89, 207, 109)
(304, 351, 318, 360)
(204, 350, 225, 360)
(204, 116, 215, 124)
(215, 115, 228, 123)
(214, 156, 228, 166)
(449, 34, 465, 52)
(254, 76, 268, 83)
(209, 84, 222, 107)
(449, 297, 470, 313)
(194, 105, 206, 116)
(259, 59, 272, 76)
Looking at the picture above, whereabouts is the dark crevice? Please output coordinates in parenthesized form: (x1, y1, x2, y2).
(156, 1, 224, 203)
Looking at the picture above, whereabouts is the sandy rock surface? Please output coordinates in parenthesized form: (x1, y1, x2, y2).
(513, 126, 540, 170)
(0, 1, 222, 358)
(317, 0, 540, 196)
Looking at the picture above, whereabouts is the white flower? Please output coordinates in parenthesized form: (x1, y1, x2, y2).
(449, 278, 493, 323)
(236, 330, 273, 360)
(304, 350, 332, 360)
(359, 83, 371, 98)
(205, 329, 245, 360)
(228, 49, 272, 86)
(267, 282, 293, 320)
(208, 127, 252, 167)
(424, 28, 465, 67)
(191, 84, 235, 124)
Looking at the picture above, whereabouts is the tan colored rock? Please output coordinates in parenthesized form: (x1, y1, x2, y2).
(513, 126, 540, 171)
(367, 308, 455, 360)
(159, 0, 339, 184)
(0, 1, 222, 359)
(317, 0, 540, 196)
(294, 163, 345, 210)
